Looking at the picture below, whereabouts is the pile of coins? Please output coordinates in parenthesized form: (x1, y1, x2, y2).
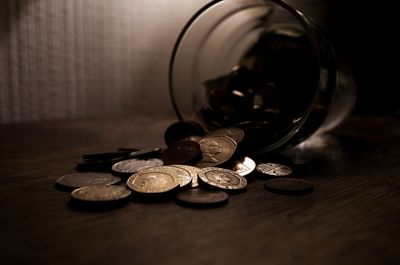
(55, 121, 314, 210)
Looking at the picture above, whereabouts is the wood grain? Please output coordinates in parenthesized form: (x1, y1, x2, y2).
(0, 114, 399, 265)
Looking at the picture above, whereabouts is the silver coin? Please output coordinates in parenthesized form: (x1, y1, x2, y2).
(127, 171, 179, 194)
(112, 158, 163, 174)
(206, 127, 245, 143)
(71, 185, 131, 202)
(56, 172, 121, 189)
(256, 162, 293, 176)
(172, 165, 201, 188)
(231, 156, 256, 177)
(198, 167, 247, 190)
(196, 136, 237, 168)
(139, 166, 192, 188)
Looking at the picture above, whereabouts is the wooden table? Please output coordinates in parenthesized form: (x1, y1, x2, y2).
(1, 114, 399, 265)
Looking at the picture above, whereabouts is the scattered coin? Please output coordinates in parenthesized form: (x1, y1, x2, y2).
(256, 162, 293, 176)
(56, 172, 121, 189)
(127, 147, 162, 158)
(264, 178, 314, 195)
(175, 189, 229, 208)
(171, 165, 201, 188)
(127, 171, 180, 194)
(111, 158, 163, 174)
(207, 127, 245, 144)
(164, 120, 206, 146)
(196, 136, 237, 168)
(71, 185, 131, 202)
(198, 167, 247, 191)
(82, 151, 131, 161)
(139, 166, 192, 188)
(162, 140, 202, 165)
(231, 156, 256, 177)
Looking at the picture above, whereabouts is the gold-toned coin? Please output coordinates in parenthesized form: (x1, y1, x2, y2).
(196, 136, 237, 168)
(171, 165, 201, 188)
(139, 166, 192, 188)
(127, 171, 179, 194)
(71, 185, 131, 202)
(198, 167, 247, 190)
(206, 127, 245, 143)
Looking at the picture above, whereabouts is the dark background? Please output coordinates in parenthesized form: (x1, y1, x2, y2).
(290, 0, 398, 115)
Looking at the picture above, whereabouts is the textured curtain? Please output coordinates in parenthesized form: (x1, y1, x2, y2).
(0, 0, 209, 123)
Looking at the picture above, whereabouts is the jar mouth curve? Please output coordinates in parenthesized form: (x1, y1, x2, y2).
(169, 0, 330, 155)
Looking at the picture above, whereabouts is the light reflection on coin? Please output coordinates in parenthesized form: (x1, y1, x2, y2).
(127, 171, 179, 194)
(56, 172, 121, 189)
(256, 162, 293, 176)
(172, 165, 201, 188)
(196, 136, 237, 168)
(71, 185, 131, 202)
(112, 158, 163, 174)
(231, 156, 256, 177)
(139, 166, 192, 188)
(198, 167, 247, 190)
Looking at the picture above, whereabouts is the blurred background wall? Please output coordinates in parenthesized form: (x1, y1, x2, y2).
(0, 0, 397, 123)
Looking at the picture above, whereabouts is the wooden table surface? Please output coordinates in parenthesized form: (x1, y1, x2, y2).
(0, 114, 399, 265)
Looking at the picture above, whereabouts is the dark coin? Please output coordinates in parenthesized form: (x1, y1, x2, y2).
(231, 156, 256, 177)
(82, 151, 131, 161)
(76, 157, 125, 172)
(207, 127, 245, 143)
(175, 189, 229, 208)
(264, 178, 314, 195)
(198, 167, 247, 191)
(71, 185, 131, 202)
(256, 162, 293, 176)
(164, 121, 206, 146)
(56, 172, 121, 189)
(195, 136, 237, 168)
(111, 158, 163, 174)
(162, 140, 202, 165)
(127, 147, 162, 158)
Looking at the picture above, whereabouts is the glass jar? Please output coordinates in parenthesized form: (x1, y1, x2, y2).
(169, 0, 356, 155)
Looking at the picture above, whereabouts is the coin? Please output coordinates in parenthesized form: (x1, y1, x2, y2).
(256, 162, 293, 176)
(231, 156, 256, 177)
(82, 151, 131, 161)
(128, 147, 162, 158)
(164, 120, 206, 146)
(127, 171, 179, 194)
(195, 136, 237, 168)
(206, 127, 245, 143)
(111, 158, 163, 174)
(139, 166, 192, 188)
(264, 178, 314, 195)
(162, 140, 202, 165)
(198, 167, 247, 191)
(71, 185, 131, 202)
(171, 165, 201, 188)
(56, 172, 121, 189)
(175, 189, 229, 207)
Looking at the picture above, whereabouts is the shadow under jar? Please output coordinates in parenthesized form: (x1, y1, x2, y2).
(169, 0, 356, 155)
